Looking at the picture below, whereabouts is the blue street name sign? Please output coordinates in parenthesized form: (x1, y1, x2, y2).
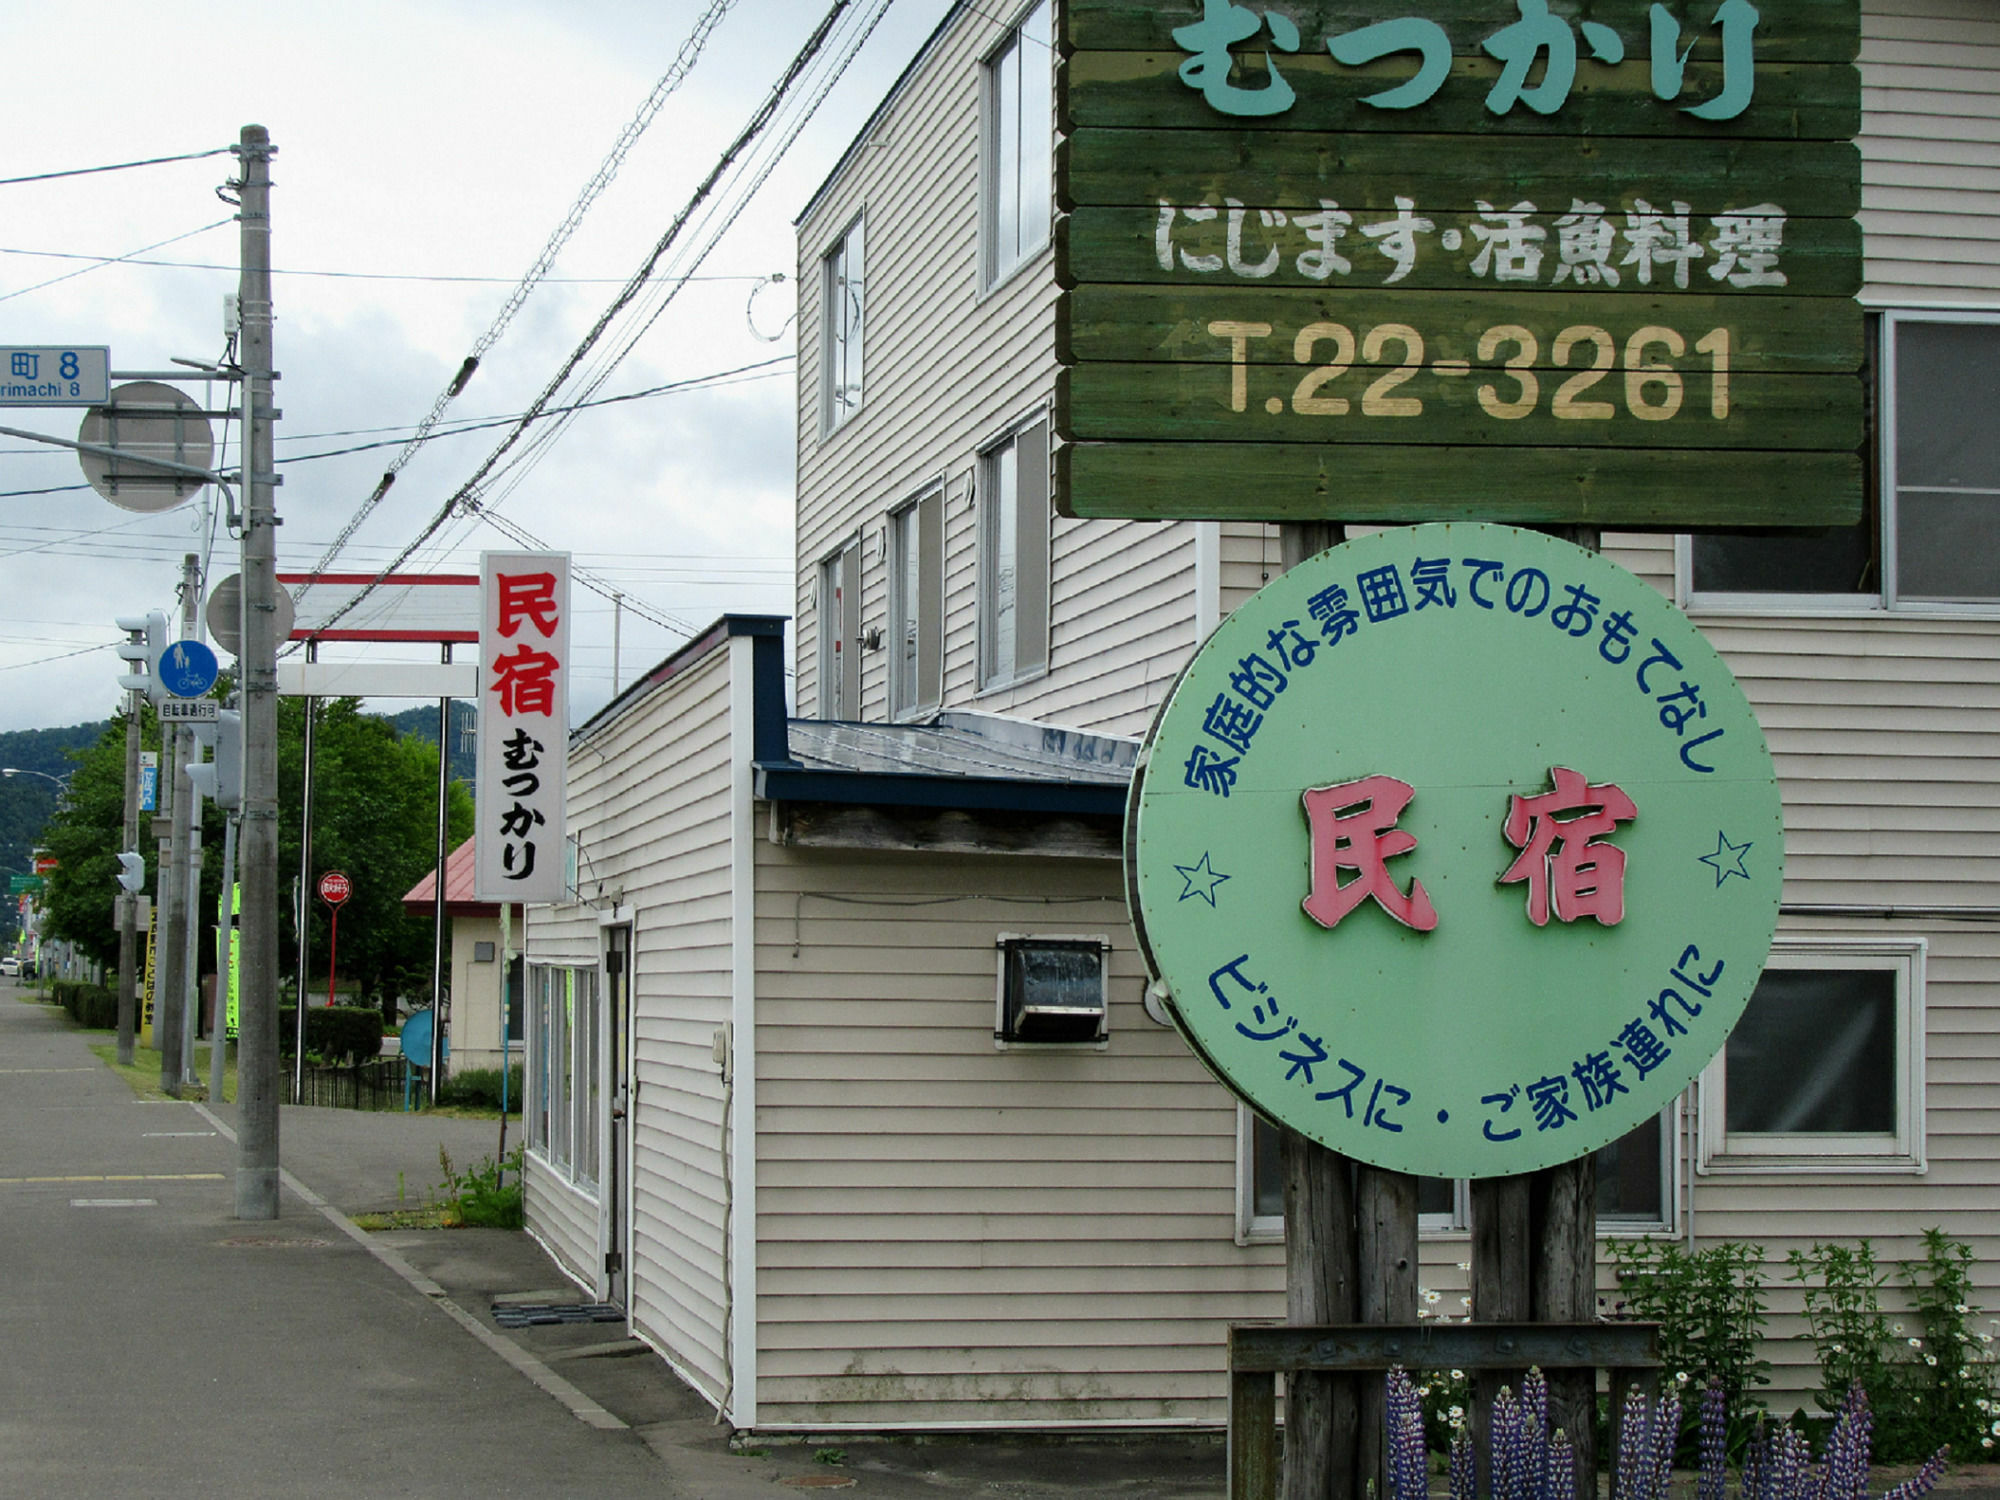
(157, 639, 219, 699)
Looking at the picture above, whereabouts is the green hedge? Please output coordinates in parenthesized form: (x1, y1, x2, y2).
(50, 979, 118, 1030)
(277, 1006, 384, 1063)
(436, 1065, 525, 1111)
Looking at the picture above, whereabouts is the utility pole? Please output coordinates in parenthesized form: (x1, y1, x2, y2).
(116, 683, 141, 1066)
(156, 551, 202, 1096)
(234, 124, 282, 1220)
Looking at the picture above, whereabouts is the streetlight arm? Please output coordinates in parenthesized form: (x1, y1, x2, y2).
(0, 769, 70, 788)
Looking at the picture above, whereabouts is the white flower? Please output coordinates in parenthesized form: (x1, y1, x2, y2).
(1459, 1297, 1472, 1309)
(1456, 1262, 1471, 1273)
(1424, 1289, 1443, 1305)
(1925, 1354, 1938, 1367)
(1450, 1370, 1465, 1382)
(1983, 1438, 1993, 1450)
(1990, 1419, 2000, 1436)
(1449, 1406, 1465, 1422)
(1675, 1372, 1690, 1386)
(1984, 1333, 1995, 1345)
(1909, 1337, 1924, 1348)
(1832, 1344, 1845, 1354)
(1957, 1305, 1971, 1315)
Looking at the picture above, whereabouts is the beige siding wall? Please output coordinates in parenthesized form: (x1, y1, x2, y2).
(794, 6, 1198, 742)
(751, 0, 2000, 1432)
(1861, 0, 2000, 302)
(525, 643, 739, 1409)
(751, 841, 1281, 1427)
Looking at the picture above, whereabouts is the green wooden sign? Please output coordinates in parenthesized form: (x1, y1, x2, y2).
(1054, 0, 1864, 527)
(1126, 524, 1784, 1177)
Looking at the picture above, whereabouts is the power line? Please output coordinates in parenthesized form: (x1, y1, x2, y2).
(0, 146, 234, 188)
(301, 0, 748, 581)
(0, 244, 776, 287)
(301, 0, 867, 645)
(397, 0, 886, 581)
(0, 218, 233, 305)
(275, 356, 790, 462)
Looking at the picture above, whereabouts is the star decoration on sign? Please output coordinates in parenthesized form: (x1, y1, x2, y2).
(1175, 851, 1231, 906)
(1699, 830, 1754, 887)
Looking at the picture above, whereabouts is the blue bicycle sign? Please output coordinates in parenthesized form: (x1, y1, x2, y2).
(158, 639, 219, 699)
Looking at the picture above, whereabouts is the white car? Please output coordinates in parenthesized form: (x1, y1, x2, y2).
(0, 957, 20, 977)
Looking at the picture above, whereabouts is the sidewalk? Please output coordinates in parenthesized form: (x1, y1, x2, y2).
(1, 988, 1224, 1498)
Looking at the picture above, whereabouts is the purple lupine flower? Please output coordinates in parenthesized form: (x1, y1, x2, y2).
(1449, 1425, 1477, 1500)
(1524, 1370, 1550, 1500)
(1822, 1385, 1873, 1500)
(1385, 1367, 1429, 1500)
(1651, 1390, 1682, 1500)
(1615, 1385, 1649, 1500)
(1743, 1415, 1770, 1500)
(1880, 1445, 1949, 1500)
(1548, 1428, 1575, 1500)
(1699, 1379, 1729, 1500)
(1494, 1386, 1527, 1500)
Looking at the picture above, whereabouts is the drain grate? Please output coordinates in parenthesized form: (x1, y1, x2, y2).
(491, 1302, 624, 1328)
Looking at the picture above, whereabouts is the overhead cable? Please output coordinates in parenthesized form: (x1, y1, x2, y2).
(0, 146, 234, 187)
(0, 218, 233, 305)
(303, 0, 866, 643)
(300, 0, 747, 584)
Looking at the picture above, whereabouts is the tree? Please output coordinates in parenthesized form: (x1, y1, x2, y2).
(281, 698, 474, 1008)
(38, 696, 473, 1008)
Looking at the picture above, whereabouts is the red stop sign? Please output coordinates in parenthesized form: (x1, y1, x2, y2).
(318, 870, 352, 906)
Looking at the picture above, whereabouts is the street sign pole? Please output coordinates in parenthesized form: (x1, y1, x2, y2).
(117, 680, 141, 1067)
(319, 872, 350, 1010)
(234, 124, 283, 1221)
(156, 551, 201, 1096)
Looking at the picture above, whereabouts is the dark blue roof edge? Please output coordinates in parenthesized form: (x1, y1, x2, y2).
(754, 765, 1126, 818)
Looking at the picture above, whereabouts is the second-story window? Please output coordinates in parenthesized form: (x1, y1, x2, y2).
(986, 0, 1052, 287)
(1687, 312, 2000, 610)
(979, 415, 1051, 690)
(822, 215, 865, 432)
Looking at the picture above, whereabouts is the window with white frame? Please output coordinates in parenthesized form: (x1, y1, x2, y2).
(527, 963, 600, 1188)
(1239, 1107, 1672, 1243)
(985, 0, 1052, 286)
(979, 415, 1052, 689)
(889, 487, 944, 718)
(1700, 941, 1925, 1173)
(819, 539, 861, 719)
(822, 215, 865, 432)
(1687, 312, 2000, 610)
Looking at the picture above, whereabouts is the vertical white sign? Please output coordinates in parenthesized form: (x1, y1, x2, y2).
(475, 552, 570, 903)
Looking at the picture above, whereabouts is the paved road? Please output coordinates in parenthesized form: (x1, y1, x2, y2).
(0, 991, 681, 1498)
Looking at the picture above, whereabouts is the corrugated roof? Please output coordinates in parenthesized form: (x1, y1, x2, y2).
(400, 838, 500, 917)
(784, 711, 1137, 784)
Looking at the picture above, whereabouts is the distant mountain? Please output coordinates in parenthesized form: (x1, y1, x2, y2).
(0, 720, 112, 939)
(382, 700, 478, 792)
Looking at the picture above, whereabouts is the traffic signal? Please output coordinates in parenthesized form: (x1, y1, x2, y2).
(115, 851, 145, 893)
(185, 709, 242, 810)
(114, 611, 168, 702)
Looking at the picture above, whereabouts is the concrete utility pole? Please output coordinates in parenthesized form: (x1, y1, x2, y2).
(116, 684, 141, 1066)
(234, 125, 282, 1220)
(156, 552, 202, 1096)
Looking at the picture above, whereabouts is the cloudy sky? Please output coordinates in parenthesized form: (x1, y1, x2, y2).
(0, 0, 954, 734)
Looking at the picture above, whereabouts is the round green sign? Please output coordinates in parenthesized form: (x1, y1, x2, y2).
(1127, 523, 1782, 1178)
